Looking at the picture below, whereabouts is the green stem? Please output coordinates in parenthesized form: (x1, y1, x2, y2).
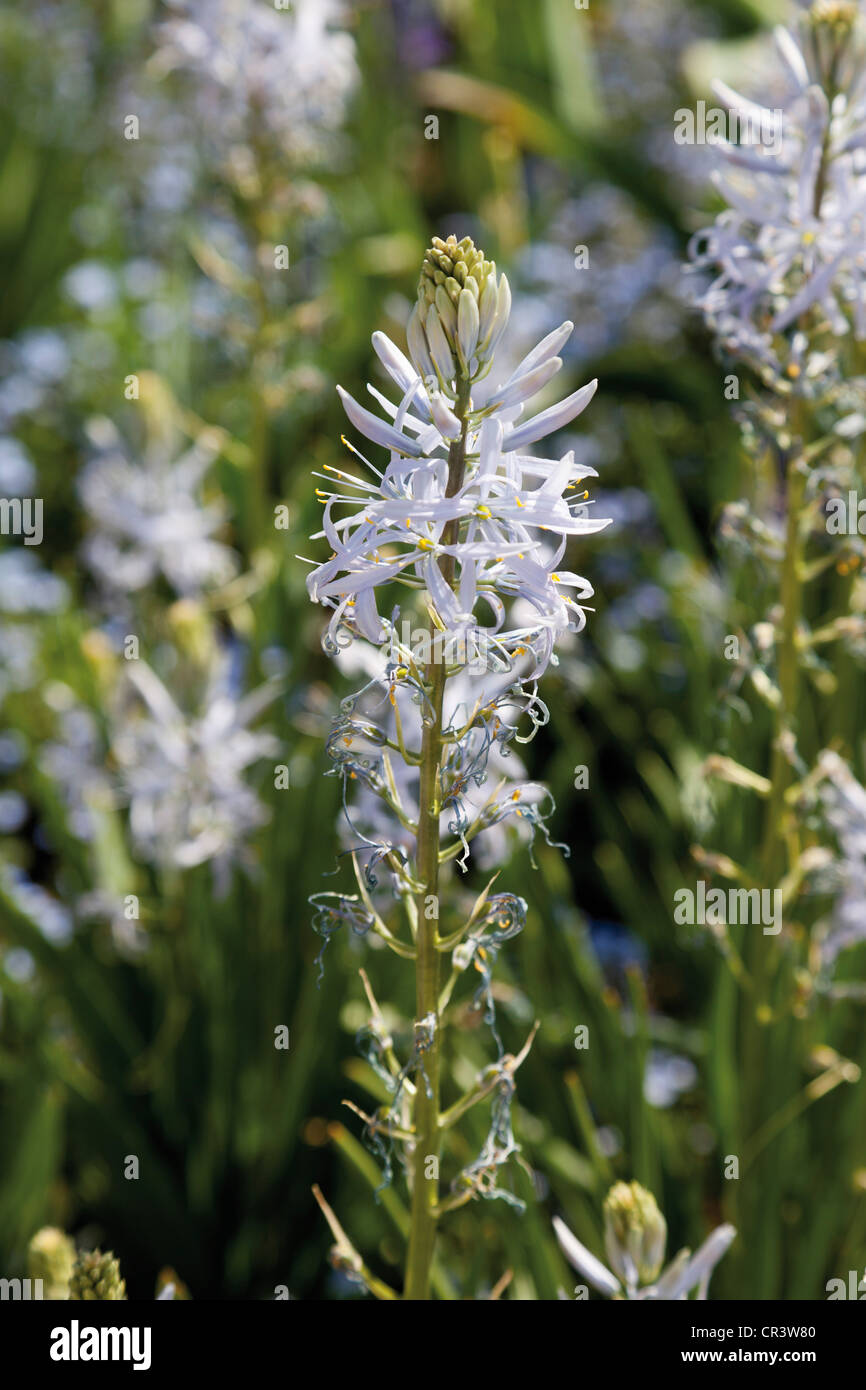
(760, 416, 808, 898)
(735, 404, 809, 1294)
(404, 380, 471, 1300)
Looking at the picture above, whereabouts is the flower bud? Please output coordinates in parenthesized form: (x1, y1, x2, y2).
(808, 1, 858, 36)
(27, 1227, 75, 1300)
(412, 235, 507, 388)
(602, 1181, 667, 1286)
(453, 939, 475, 971)
(69, 1249, 127, 1301)
(156, 1266, 190, 1300)
(167, 598, 215, 669)
(805, 1, 862, 84)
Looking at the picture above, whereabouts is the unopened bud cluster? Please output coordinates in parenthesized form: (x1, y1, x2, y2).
(408, 234, 511, 393)
(69, 1249, 127, 1301)
(808, 0, 858, 36)
(418, 234, 495, 309)
(27, 1227, 76, 1300)
(603, 1181, 667, 1286)
(807, 0, 863, 87)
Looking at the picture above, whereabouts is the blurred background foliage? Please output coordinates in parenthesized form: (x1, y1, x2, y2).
(0, 0, 862, 1300)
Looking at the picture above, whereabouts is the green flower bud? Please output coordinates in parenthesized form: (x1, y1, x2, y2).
(27, 1227, 76, 1301)
(803, 1, 862, 88)
(808, 0, 858, 35)
(69, 1249, 127, 1301)
(156, 1266, 191, 1300)
(412, 234, 507, 389)
(603, 1181, 667, 1287)
(452, 939, 475, 971)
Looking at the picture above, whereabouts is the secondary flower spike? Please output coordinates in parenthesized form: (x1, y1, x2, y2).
(688, 0, 866, 390)
(554, 1182, 735, 1300)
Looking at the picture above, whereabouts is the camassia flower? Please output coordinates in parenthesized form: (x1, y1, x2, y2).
(305, 236, 611, 1288)
(306, 234, 610, 680)
(688, 1, 866, 389)
(554, 1182, 736, 1301)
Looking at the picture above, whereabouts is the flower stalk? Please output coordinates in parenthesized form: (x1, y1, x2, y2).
(305, 233, 609, 1299)
(405, 378, 472, 1298)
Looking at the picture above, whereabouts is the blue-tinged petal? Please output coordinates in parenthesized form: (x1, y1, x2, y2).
(337, 385, 424, 458)
(553, 1216, 621, 1297)
(504, 379, 598, 452)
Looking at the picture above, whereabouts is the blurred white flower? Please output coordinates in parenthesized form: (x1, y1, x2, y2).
(817, 748, 866, 967)
(112, 660, 279, 876)
(643, 1047, 699, 1108)
(63, 261, 118, 313)
(689, 6, 866, 387)
(0, 622, 39, 703)
(41, 656, 279, 882)
(154, 0, 357, 169)
(40, 707, 114, 842)
(0, 437, 36, 495)
(0, 789, 27, 833)
(79, 426, 238, 598)
(0, 864, 74, 945)
(0, 551, 68, 615)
